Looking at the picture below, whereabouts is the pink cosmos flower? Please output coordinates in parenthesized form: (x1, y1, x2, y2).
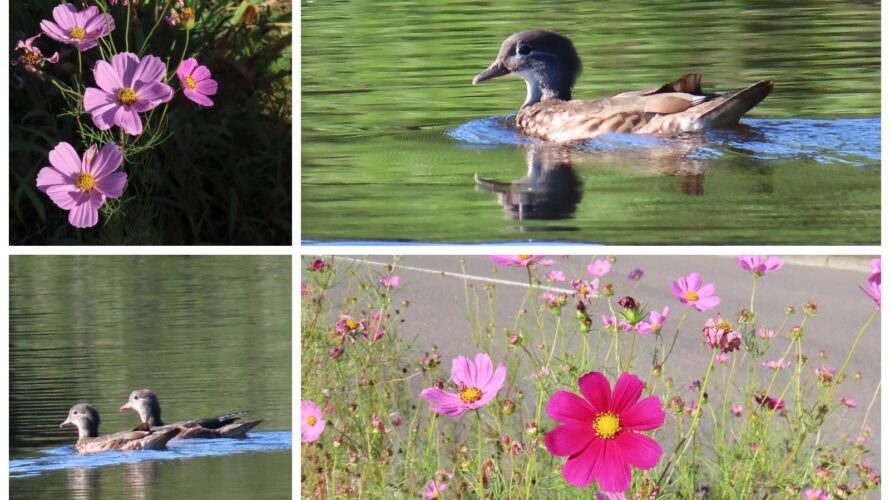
(755, 395, 785, 411)
(40, 3, 114, 52)
(602, 315, 631, 332)
(83, 52, 174, 135)
(868, 258, 880, 284)
(10, 34, 59, 80)
(489, 255, 542, 267)
(701, 314, 740, 353)
(762, 358, 791, 371)
(539, 259, 557, 266)
(730, 405, 744, 416)
(735, 256, 784, 276)
(544, 372, 665, 492)
(815, 365, 836, 384)
(671, 272, 721, 312)
(301, 400, 325, 442)
(860, 280, 880, 310)
(596, 493, 627, 500)
(587, 259, 611, 277)
(637, 306, 669, 335)
(627, 268, 644, 281)
(176, 58, 218, 107)
(36, 142, 127, 228)
(419, 353, 506, 418)
(803, 488, 830, 500)
(716, 353, 732, 365)
(755, 328, 776, 340)
(572, 279, 599, 301)
(380, 275, 400, 289)
(419, 473, 452, 499)
(547, 270, 566, 282)
(841, 397, 858, 408)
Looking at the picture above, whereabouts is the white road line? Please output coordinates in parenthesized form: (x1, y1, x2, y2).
(336, 257, 575, 294)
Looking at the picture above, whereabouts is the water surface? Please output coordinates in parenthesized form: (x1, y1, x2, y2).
(302, 0, 880, 244)
(10, 256, 292, 499)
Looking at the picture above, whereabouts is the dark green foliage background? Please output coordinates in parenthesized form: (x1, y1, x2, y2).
(10, 0, 292, 244)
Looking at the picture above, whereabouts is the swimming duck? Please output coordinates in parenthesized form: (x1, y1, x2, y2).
(473, 29, 774, 142)
(120, 389, 263, 439)
(60, 403, 180, 454)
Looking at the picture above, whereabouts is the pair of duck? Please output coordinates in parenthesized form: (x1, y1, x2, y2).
(60, 389, 262, 454)
(473, 29, 773, 141)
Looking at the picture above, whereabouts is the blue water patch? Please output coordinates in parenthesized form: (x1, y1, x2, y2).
(9, 431, 291, 479)
(448, 116, 879, 168)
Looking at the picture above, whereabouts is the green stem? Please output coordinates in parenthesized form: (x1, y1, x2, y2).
(139, 0, 175, 56)
(625, 329, 637, 372)
(125, 1, 131, 52)
(830, 310, 878, 402)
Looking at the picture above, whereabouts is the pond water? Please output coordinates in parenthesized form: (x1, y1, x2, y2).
(9, 256, 292, 499)
(302, 0, 880, 244)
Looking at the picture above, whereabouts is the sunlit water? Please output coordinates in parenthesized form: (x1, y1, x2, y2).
(10, 256, 292, 499)
(302, 0, 880, 244)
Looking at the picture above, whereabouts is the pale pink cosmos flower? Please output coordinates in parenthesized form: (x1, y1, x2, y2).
(735, 256, 784, 276)
(380, 275, 400, 289)
(419, 353, 506, 418)
(547, 270, 566, 282)
(762, 358, 791, 371)
(176, 58, 218, 107)
(36, 142, 127, 228)
(701, 314, 740, 353)
(716, 353, 732, 365)
(671, 272, 721, 312)
(544, 372, 665, 492)
(301, 400, 325, 442)
(637, 306, 669, 335)
(539, 259, 557, 266)
(841, 397, 858, 408)
(489, 255, 542, 267)
(730, 405, 744, 416)
(803, 488, 830, 500)
(10, 34, 59, 80)
(571, 279, 599, 301)
(83, 52, 174, 135)
(755, 328, 776, 340)
(587, 259, 611, 277)
(419, 472, 452, 499)
(40, 3, 114, 52)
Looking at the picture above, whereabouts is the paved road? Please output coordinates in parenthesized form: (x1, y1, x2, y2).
(314, 255, 881, 470)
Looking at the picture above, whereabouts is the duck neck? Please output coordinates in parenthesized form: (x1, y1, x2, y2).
(147, 404, 165, 427)
(521, 70, 572, 108)
(77, 421, 99, 439)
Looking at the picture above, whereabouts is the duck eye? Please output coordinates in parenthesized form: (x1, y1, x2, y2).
(517, 44, 532, 56)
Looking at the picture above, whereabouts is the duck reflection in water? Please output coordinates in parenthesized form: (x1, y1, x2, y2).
(475, 136, 715, 221)
(66, 461, 157, 500)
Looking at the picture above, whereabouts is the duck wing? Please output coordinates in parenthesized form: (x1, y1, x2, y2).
(75, 428, 179, 453)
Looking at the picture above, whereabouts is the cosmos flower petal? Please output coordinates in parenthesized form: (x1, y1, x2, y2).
(619, 396, 665, 431)
(451, 355, 476, 388)
(578, 371, 612, 412)
(40, 20, 69, 43)
(67, 193, 99, 228)
(694, 295, 721, 312)
(609, 373, 645, 414)
(89, 143, 123, 178)
(93, 60, 123, 93)
(134, 55, 168, 84)
(195, 78, 218, 95)
(94, 172, 127, 198)
(42, 184, 80, 209)
(562, 437, 603, 488)
(614, 432, 662, 470)
(596, 440, 632, 492)
(176, 58, 198, 78)
(686, 272, 701, 290)
(546, 390, 597, 423)
(111, 52, 141, 86)
(184, 89, 214, 106)
(52, 3, 79, 28)
(47, 142, 83, 175)
(114, 105, 143, 135)
(544, 422, 596, 456)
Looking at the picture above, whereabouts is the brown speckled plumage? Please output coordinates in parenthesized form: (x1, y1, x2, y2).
(473, 30, 773, 142)
(121, 389, 262, 439)
(60, 403, 180, 454)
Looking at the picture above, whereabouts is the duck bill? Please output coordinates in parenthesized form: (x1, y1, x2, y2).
(119, 402, 133, 412)
(473, 61, 510, 84)
(59, 417, 72, 428)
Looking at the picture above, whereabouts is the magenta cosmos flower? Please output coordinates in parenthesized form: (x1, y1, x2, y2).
(489, 255, 542, 267)
(587, 259, 611, 277)
(40, 3, 114, 52)
(301, 400, 325, 442)
(420, 353, 506, 418)
(736, 255, 784, 276)
(869, 258, 880, 284)
(83, 52, 173, 135)
(36, 142, 127, 228)
(671, 272, 721, 312)
(176, 58, 218, 107)
(544, 372, 665, 492)
(861, 280, 880, 310)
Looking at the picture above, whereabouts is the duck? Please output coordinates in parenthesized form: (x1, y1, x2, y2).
(472, 29, 774, 142)
(60, 403, 180, 454)
(120, 389, 263, 439)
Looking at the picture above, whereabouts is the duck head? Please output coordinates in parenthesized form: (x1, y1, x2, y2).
(473, 29, 581, 108)
(120, 389, 164, 426)
(60, 404, 100, 439)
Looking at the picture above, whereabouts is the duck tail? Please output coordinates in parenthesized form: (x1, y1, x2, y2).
(219, 419, 264, 438)
(700, 80, 774, 126)
(143, 427, 181, 450)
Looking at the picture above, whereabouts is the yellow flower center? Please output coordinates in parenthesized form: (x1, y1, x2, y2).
(117, 87, 137, 105)
(185, 75, 197, 90)
(579, 286, 588, 295)
(306, 415, 317, 426)
(181, 8, 195, 22)
(593, 412, 621, 439)
(459, 387, 483, 404)
(24, 52, 41, 66)
(75, 173, 95, 191)
(518, 255, 533, 261)
(685, 291, 699, 302)
(716, 320, 732, 331)
(69, 27, 86, 40)
(345, 319, 358, 330)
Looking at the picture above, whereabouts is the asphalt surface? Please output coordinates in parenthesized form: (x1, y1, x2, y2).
(313, 255, 881, 472)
